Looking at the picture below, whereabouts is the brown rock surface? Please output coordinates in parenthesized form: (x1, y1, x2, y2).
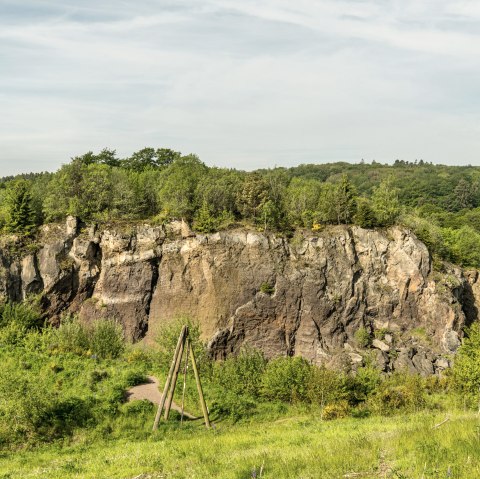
(0, 219, 476, 374)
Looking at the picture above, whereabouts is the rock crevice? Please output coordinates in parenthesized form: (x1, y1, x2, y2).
(0, 218, 476, 374)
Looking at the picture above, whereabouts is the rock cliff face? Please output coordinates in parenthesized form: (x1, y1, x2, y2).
(0, 217, 477, 375)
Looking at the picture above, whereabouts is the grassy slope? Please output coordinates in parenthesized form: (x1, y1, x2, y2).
(1, 411, 479, 479)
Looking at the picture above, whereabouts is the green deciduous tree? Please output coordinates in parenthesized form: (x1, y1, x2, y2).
(318, 176, 356, 224)
(237, 173, 269, 222)
(123, 147, 181, 171)
(444, 225, 480, 267)
(157, 154, 208, 220)
(43, 162, 114, 221)
(195, 169, 243, 218)
(371, 177, 401, 226)
(71, 148, 120, 167)
(285, 178, 321, 227)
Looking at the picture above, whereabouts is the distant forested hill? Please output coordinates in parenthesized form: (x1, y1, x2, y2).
(1, 148, 480, 267)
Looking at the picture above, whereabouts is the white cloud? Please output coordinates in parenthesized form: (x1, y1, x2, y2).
(0, 0, 479, 174)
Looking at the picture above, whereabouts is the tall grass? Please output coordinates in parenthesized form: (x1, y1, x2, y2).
(1, 412, 479, 478)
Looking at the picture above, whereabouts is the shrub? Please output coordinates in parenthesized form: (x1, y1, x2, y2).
(344, 365, 382, 405)
(307, 366, 343, 408)
(40, 397, 92, 438)
(354, 327, 372, 348)
(210, 390, 257, 422)
(452, 323, 480, 406)
(368, 372, 425, 415)
(321, 400, 350, 420)
(0, 299, 43, 330)
(89, 370, 109, 388)
(123, 368, 148, 387)
(53, 316, 90, 354)
(259, 282, 275, 295)
(213, 348, 266, 398)
(0, 361, 92, 443)
(0, 321, 28, 346)
(52, 316, 125, 359)
(121, 399, 155, 416)
(261, 356, 312, 403)
(90, 319, 125, 359)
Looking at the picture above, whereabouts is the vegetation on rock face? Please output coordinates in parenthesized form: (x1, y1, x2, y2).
(3, 149, 480, 268)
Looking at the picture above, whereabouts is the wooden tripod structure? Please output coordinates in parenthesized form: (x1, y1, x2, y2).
(152, 325, 211, 430)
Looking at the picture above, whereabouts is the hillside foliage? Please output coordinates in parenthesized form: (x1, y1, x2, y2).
(2, 149, 480, 267)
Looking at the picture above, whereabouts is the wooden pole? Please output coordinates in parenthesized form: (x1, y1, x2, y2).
(189, 345, 211, 429)
(163, 331, 186, 420)
(152, 325, 187, 431)
(180, 338, 190, 424)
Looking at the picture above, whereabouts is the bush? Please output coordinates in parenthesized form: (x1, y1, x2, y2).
(368, 372, 425, 415)
(0, 299, 43, 330)
(52, 317, 125, 359)
(321, 400, 350, 420)
(40, 397, 92, 438)
(90, 319, 125, 359)
(210, 390, 257, 422)
(307, 366, 343, 407)
(53, 316, 90, 354)
(213, 348, 266, 398)
(89, 370, 109, 388)
(452, 323, 480, 405)
(260, 283, 275, 295)
(123, 368, 148, 387)
(354, 327, 372, 348)
(261, 356, 312, 403)
(0, 321, 28, 346)
(344, 365, 382, 405)
(0, 361, 92, 443)
(121, 399, 155, 416)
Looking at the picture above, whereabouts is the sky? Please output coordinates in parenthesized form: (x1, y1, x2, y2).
(1, 0, 480, 175)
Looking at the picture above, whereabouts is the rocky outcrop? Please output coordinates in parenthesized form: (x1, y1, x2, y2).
(0, 217, 476, 375)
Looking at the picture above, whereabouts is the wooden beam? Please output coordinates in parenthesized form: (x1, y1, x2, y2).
(152, 325, 187, 431)
(180, 338, 190, 424)
(189, 344, 211, 429)
(163, 332, 186, 420)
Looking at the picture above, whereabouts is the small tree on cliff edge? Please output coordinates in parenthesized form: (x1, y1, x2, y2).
(4, 180, 36, 234)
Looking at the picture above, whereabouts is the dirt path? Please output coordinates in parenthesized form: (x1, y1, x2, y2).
(126, 376, 197, 419)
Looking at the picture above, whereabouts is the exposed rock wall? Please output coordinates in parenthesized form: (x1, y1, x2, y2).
(0, 218, 476, 375)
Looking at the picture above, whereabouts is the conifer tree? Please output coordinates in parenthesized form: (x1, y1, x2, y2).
(4, 180, 36, 234)
(336, 175, 356, 224)
(194, 201, 217, 233)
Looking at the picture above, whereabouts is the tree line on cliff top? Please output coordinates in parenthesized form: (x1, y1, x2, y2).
(1, 148, 480, 268)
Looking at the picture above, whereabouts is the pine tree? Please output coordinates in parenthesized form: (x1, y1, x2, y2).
(194, 201, 217, 233)
(354, 198, 377, 228)
(335, 175, 356, 224)
(5, 180, 36, 234)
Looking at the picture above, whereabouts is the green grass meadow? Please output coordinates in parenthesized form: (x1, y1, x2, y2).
(1, 411, 479, 479)
(1, 307, 480, 478)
